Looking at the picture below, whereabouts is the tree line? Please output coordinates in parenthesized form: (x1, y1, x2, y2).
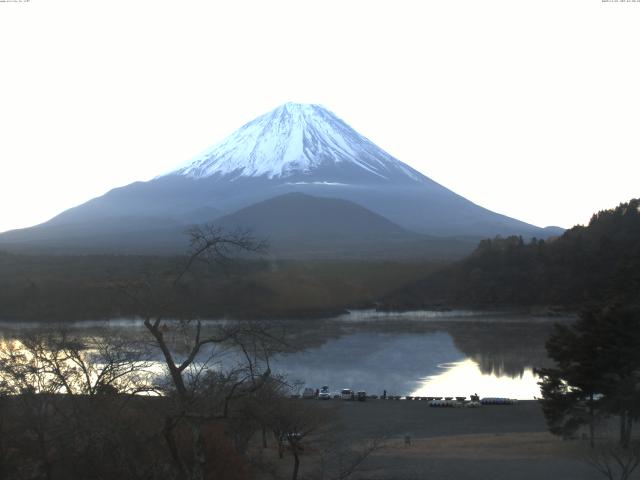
(0, 251, 436, 322)
(384, 198, 640, 310)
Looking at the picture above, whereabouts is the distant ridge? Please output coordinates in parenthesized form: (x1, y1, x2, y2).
(212, 193, 479, 260)
(214, 192, 409, 239)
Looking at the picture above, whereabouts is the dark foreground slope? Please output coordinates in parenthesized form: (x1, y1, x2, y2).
(384, 199, 640, 310)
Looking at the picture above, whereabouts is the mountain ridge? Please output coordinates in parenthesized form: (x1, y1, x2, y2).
(0, 193, 480, 260)
(214, 192, 411, 239)
(0, 102, 563, 254)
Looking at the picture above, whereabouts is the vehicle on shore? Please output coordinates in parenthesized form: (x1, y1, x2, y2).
(319, 386, 331, 400)
(341, 388, 353, 400)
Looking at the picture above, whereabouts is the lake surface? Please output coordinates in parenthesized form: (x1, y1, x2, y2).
(270, 331, 541, 399)
(266, 309, 565, 399)
(0, 310, 572, 399)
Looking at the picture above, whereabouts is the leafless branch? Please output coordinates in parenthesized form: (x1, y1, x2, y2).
(584, 441, 640, 480)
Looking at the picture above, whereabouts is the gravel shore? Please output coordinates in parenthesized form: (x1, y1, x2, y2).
(303, 399, 607, 479)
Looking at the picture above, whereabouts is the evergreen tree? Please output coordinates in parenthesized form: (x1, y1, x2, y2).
(538, 304, 640, 447)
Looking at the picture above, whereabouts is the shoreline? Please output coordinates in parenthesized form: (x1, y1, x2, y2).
(0, 307, 578, 326)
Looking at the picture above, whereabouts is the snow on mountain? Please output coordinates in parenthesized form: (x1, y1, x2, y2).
(0, 101, 561, 254)
(171, 103, 422, 182)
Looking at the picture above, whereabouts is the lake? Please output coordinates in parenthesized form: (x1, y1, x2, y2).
(0, 309, 572, 399)
(265, 310, 568, 399)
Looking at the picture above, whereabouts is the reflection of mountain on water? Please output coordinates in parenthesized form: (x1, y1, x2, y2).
(270, 332, 464, 396)
(265, 316, 559, 394)
(335, 316, 558, 379)
(0, 313, 558, 397)
(443, 322, 555, 378)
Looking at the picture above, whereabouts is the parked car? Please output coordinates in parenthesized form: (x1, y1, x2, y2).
(356, 391, 367, 402)
(302, 388, 316, 399)
(319, 386, 331, 400)
(341, 388, 353, 400)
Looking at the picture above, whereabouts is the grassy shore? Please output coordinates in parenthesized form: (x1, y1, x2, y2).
(260, 400, 616, 480)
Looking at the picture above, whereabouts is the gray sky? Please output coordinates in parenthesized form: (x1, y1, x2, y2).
(1, 0, 638, 233)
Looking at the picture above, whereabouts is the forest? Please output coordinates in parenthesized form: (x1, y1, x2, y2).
(0, 250, 438, 322)
(2, 199, 638, 322)
(384, 199, 640, 311)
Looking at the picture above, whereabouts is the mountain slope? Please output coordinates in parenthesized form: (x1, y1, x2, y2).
(212, 193, 479, 259)
(0, 102, 561, 255)
(215, 192, 409, 239)
(0, 193, 479, 259)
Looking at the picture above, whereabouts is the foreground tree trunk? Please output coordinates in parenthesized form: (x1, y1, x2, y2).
(190, 419, 206, 480)
(620, 410, 633, 449)
(589, 393, 595, 448)
(290, 440, 300, 480)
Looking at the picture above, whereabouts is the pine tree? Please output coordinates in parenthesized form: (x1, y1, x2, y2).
(538, 305, 640, 447)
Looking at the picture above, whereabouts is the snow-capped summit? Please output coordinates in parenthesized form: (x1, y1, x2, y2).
(0, 101, 563, 255)
(171, 103, 422, 183)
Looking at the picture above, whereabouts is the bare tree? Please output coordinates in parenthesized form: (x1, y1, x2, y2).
(0, 329, 155, 396)
(332, 438, 385, 480)
(0, 226, 282, 480)
(584, 441, 640, 480)
(266, 399, 331, 480)
(0, 328, 162, 480)
(311, 431, 386, 480)
(120, 225, 281, 480)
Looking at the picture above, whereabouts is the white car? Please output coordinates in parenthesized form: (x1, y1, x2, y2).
(318, 386, 331, 400)
(341, 388, 353, 400)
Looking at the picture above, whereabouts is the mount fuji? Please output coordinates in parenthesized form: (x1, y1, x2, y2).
(173, 102, 422, 183)
(0, 103, 562, 256)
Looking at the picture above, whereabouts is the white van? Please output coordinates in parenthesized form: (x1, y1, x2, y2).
(341, 388, 353, 400)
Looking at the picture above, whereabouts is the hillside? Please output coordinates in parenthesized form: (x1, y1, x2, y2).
(383, 199, 640, 310)
(0, 253, 439, 322)
(0, 193, 480, 260)
(213, 193, 479, 260)
(215, 192, 409, 239)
